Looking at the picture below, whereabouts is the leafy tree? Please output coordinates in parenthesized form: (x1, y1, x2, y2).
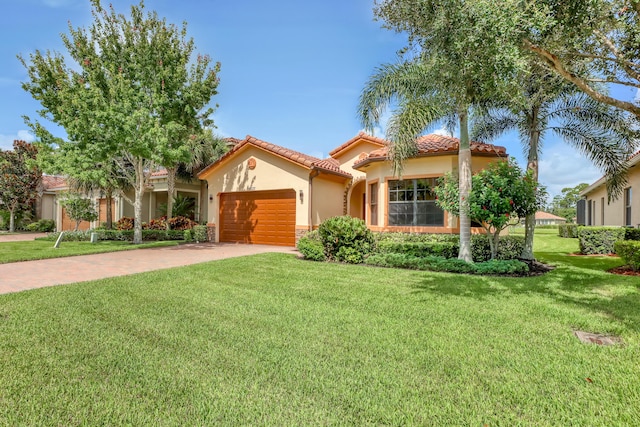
(472, 62, 636, 259)
(433, 160, 545, 260)
(519, 0, 640, 118)
(360, 0, 522, 262)
(20, 0, 220, 244)
(550, 183, 590, 222)
(59, 192, 99, 231)
(0, 141, 41, 232)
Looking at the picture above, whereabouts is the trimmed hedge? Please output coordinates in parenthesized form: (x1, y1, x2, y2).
(374, 232, 524, 262)
(624, 228, 640, 241)
(614, 240, 640, 271)
(376, 241, 458, 259)
(39, 229, 185, 242)
(558, 224, 578, 238)
(577, 226, 626, 255)
(365, 253, 529, 275)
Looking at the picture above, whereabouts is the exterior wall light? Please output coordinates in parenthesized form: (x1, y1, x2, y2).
(299, 189, 304, 203)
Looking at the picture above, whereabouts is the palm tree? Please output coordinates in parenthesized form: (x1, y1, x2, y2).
(472, 66, 637, 259)
(164, 128, 228, 227)
(359, 58, 488, 262)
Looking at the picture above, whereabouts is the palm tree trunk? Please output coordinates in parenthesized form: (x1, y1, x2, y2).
(458, 108, 473, 263)
(521, 113, 541, 260)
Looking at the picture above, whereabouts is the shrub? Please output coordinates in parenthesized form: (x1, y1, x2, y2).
(318, 216, 374, 264)
(39, 229, 186, 242)
(376, 241, 458, 258)
(183, 229, 193, 242)
(297, 230, 326, 261)
(471, 234, 524, 262)
(614, 240, 640, 271)
(365, 253, 529, 275)
(193, 225, 208, 242)
(116, 217, 135, 230)
(25, 219, 56, 232)
(146, 217, 167, 230)
(168, 216, 197, 231)
(577, 226, 625, 255)
(39, 231, 90, 242)
(375, 232, 459, 244)
(624, 228, 640, 241)
(558, 224, 578, 238)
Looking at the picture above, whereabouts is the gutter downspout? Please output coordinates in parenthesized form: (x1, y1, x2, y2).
(309, 169, 320, 231)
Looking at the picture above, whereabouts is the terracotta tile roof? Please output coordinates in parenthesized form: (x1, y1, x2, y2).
(353, 134, 507, 169)
(328, 131, 386, 157)
(198, 135, 352, 179)
(151, 169, 168, 177)
(535, 211, 566, 221)
(42, 175, 67, 190)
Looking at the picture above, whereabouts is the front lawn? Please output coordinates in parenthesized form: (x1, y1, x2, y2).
(0, 240, 179, 264)
(0, 232, 638, 425)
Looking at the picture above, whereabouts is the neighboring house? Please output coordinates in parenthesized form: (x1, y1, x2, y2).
(40, 172, 207, 231)
(533, 211, 567, 226)
(580, 150, 640, 227)
(197, 133, 508, 246)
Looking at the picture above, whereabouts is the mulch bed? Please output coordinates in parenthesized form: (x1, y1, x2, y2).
(608, 265, 640, 276)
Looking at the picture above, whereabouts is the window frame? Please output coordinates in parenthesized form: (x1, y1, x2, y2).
(387, 177, 444, 227)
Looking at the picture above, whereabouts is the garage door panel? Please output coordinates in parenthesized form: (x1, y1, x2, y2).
(219, 189, 296, 246)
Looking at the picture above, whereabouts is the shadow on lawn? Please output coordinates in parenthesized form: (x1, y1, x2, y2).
(411, 252, 640, 332)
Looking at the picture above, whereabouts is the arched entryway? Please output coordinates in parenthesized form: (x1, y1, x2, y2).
(348, 179, 366, 220)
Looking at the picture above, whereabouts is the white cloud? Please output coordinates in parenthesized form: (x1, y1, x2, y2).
(41, 0, 77, 8)
(432, 127, 452, 136)
(0, 130, 36, 150)
(538, 143, 602, 199)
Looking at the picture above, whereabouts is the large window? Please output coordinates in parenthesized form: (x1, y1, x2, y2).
(369, 182, 378, 226)
(625, 187, 632, 226)
(388, 178, 444, 226)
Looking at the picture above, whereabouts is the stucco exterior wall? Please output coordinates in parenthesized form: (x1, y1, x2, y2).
(40, 194, 56, 221)
(203, 145, 313, 234)
(332, 140, 383, 179)
(311, 175, 346, 227)
(583, 169, 640, 227)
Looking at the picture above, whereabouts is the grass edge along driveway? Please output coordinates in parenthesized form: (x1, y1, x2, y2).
(0, 232, 639, 425)
(0, 240, 179, 264)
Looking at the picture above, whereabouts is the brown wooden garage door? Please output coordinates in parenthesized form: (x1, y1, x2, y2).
(61, 207, 91, 231)
(219, 189, 296, 246)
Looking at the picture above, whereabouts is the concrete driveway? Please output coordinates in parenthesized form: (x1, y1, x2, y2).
(0, 232, 48, 242)
(0, 242, 297, 295)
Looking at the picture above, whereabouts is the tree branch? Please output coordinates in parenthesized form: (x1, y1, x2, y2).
(523, 39, 640, 118)
(593, 29, 640, 83)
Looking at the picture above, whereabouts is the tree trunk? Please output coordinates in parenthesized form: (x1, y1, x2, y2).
(133, 159, 145, 244)
(9, 209, 15, 233)
(491, 230, 501, 260)
(521, 113, 541, 260)
(166, 167, 176, 231)
(105, 189, 113, 230)
(458, 108, 473, 263)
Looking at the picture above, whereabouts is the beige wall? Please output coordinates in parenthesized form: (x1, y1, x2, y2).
(332, 140, 383, 179)
(311, 175, 346, 227)
(584, 170, 640, 226)
(40, 194, 56, 221)
(362, 154, 504, 232)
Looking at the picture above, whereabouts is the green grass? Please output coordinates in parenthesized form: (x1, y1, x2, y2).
(0, 240, 179, 263)
(0, 233, 639, 425)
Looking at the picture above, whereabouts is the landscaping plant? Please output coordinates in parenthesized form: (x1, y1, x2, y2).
(317, 216, 374, 264)
(434, 159, 545, 260)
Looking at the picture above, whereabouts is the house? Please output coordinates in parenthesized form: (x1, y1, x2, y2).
(579, 151, 640, 227)
(40, 172, 207, 231)
(533, 211, 567, 226)
(197, 132, 508, 246)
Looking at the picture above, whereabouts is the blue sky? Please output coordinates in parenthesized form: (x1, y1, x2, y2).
(0, 0, 632, 198)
